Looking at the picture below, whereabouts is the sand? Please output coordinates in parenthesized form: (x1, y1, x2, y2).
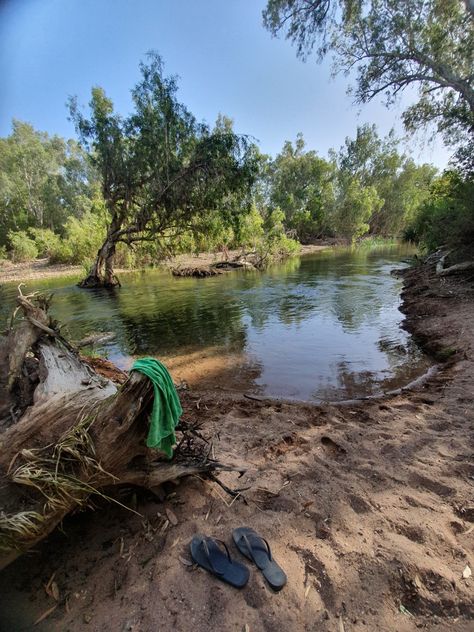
(0, 246, 329, 285)
(0, 260, 473, 632)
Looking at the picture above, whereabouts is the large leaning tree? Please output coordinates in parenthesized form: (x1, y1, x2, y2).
(263, 0, 474, 145)
(69, 53, 258, 288)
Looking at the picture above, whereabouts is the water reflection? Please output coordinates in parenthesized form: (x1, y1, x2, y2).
(0, 244, 430, 400)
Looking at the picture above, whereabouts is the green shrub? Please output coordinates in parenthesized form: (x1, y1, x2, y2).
(28, 228, 62, 258)
(7, 230, 39, 262)
(405, 172, 474, 259)
(254, 207, 301, 266)
(48, 211, 106, 264)
(48, 241, 75, 264)
(237, 204, 264, 250)
(115, 243, 138, 269)
(335, 181, 383, 242)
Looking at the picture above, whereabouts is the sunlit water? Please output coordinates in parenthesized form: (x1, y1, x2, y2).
(0, 245, 431, 401)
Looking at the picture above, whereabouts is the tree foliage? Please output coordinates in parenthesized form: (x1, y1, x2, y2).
(69, 53, 258, 286)
(0, 119, 439, 262)
(405, 171, 474, 257)
(264, 126, 436, 242)
(263, 1, 474, 144)
(335, 124, 436, 235)
(0, 120, 96, 245)
(267, 134, 336, 242)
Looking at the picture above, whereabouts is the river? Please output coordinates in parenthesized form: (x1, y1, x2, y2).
(0, 245, 431, 401)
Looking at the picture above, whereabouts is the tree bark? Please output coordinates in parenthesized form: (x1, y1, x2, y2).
(0, 290, 231, 570)
(79, 214, 122, 289)
(79, 237, 121, 288)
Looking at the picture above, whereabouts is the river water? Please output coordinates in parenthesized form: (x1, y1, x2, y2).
(0, 245, 431, 401)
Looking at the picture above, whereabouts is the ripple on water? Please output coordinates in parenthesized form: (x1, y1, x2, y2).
(0, 245, 431, 401)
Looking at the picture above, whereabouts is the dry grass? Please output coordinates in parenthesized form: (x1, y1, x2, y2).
(0, 408, 115, 553)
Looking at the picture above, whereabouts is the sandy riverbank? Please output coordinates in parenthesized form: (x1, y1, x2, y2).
(0, 245, 329, 285)
(0, 259, 472, 632)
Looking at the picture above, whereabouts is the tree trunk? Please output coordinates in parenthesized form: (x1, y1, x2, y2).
(79, 215, 122, 289)
(0, 289, 234, 570)
(79, 238, 121, 289)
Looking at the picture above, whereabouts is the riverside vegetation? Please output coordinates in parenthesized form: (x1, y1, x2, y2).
(0, 2, 472, 285)
(1, 3, 474, 631)
(0, 113, 457, 282)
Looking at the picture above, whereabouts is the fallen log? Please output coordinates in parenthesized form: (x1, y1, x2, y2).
(171, 266, 223, 277)
(0, 288, 234, 570)
(438, 260, 474, 277)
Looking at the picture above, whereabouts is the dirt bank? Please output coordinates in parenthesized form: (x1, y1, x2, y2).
(0, 258, 83, 283)
(0, 246, 328, 284)
(0, 261, 473, 632)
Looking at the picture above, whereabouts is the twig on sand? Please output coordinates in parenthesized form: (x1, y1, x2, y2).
(207, 472, 250, 499)
(244, 393, 264, 402)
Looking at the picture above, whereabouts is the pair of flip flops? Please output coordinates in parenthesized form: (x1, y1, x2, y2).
(190, 527, 286, 591)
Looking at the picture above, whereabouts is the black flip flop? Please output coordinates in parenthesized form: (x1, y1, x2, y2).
(232, 527, 287, 591)
(190, 534, 250, 588)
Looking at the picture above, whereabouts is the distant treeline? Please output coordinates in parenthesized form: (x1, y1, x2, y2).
(0, 118, 471, 268)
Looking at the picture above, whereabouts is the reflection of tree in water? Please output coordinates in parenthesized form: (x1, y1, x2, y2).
(0, 244, 424, 400)
(319, 249, 406, 332)
(329, 279, 392, 331)
(315, 349, 430, 401)
(316, 362, 382, 400)
(275, 293, 317, 326)
(114, 279, 248, 356)
(243, 257, 322, 329)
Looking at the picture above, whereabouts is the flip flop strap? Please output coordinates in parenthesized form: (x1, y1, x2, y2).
(201, 538, 231, 576)
(241, 533, 272, 563)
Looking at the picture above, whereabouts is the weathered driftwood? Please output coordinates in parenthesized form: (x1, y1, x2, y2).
(433, 249, 474, 277)
(438, 261, 474, 277)
(0, 289, 234, 570)
(171, 259, 256, 278)
(171, 266, 223, 278)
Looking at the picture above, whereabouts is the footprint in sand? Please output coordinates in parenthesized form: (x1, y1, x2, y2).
(320, 436, 347, 458)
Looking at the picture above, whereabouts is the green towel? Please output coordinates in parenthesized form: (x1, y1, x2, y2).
(131, 357, 182, 458)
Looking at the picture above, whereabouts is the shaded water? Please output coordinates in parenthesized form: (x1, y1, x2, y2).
(0, 245, 430, 401)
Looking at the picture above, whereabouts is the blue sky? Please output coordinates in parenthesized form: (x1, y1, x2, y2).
(1, 0, 451, 167)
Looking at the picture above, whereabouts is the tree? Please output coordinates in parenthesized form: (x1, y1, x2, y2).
(406, 170, 474, 255)
(373, 159, 436, 235)
(334, 178, 383, 240)
(267, 134, 336, 241)
(0, 289, 235, 571)
(0, 121, 95, 245)
(335, 124, 437, 236)
(263, 1, 474, 144)
(69, 53, 258, 288)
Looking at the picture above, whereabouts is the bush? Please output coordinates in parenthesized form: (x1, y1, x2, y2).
(405, 172, 474, 259)
(115, 243, 138, 269)
(48, 241, 75, 264)
(0, 245, 9, 267)
(237, 204, 264, 250)
(254, 207, 301, 266)
(7, 230, 39, 262)
(28, 228, 62, 258)
(335, 181, 383, 242)
(48, 211, 106, 265)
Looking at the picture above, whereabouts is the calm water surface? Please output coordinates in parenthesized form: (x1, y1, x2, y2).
(0, 245, 430, 401)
